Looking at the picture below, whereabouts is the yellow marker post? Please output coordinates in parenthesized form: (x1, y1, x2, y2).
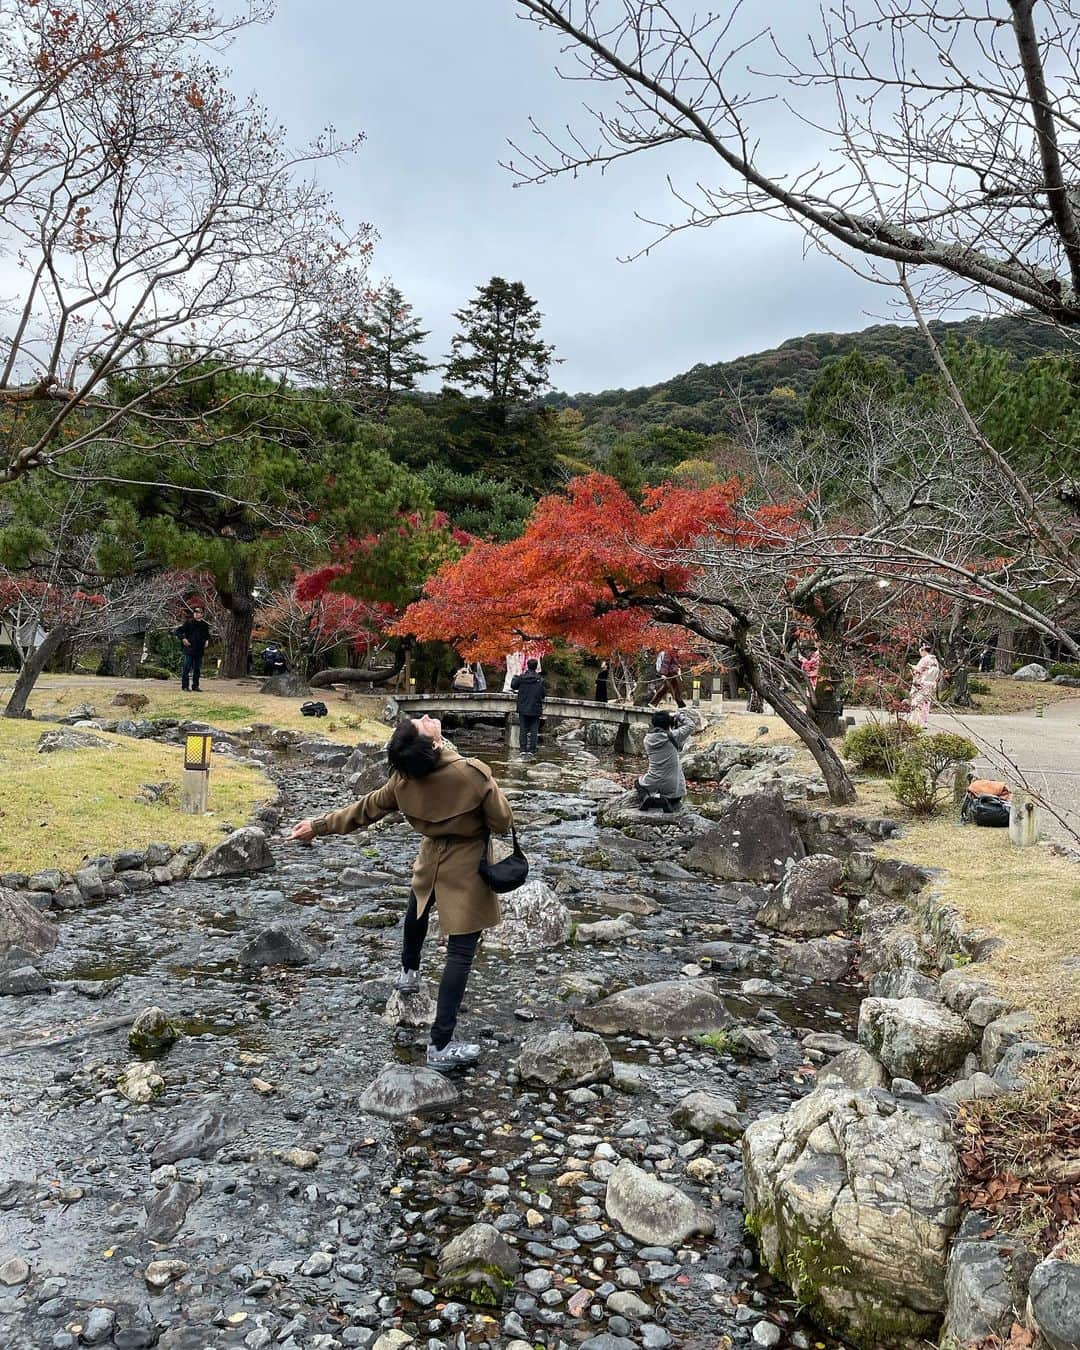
(181, 734, 212, 814)
(692, 677, 701, 707)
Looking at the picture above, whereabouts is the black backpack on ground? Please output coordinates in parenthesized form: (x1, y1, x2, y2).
(300, 700, 328, 717)
(961, 791, 1010, 827)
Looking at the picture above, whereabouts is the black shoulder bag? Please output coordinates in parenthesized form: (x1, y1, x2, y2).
(479, 827, 529, 893)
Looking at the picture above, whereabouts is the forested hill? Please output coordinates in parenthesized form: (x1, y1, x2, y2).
(548, 313, 1073, 439)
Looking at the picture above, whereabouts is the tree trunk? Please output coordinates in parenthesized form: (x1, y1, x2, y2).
(218, 560, 255, 680)
(950, 662, 972, 707)
(4, 626, 70, 718)
(753, 667, 857, 805)
(995, 624, 1016, 674)
(808, 673, 845, 737)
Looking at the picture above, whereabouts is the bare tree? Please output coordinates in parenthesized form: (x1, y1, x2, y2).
(0, 0, 371, 488)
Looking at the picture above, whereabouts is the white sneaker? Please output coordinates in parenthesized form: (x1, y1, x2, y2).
(426, 1041, 480, 1070)
(394, 968, 420, 994)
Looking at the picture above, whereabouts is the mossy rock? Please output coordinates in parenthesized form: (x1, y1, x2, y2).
(356, 911, 399, 929)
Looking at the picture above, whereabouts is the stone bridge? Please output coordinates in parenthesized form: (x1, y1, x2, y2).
(384, 691, 660, 752)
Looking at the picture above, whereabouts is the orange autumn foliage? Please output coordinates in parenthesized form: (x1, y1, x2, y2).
(396, 473, 797, 662)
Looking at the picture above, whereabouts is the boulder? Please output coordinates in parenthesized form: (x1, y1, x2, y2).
(259, 671, 313, 697)
(0, 887, 58, 956)
(129, 1006, 179, 1058)
(381, 984, 435, 1028)
(517, 1029, 612, 1087)
(1027, 1258, 1080, 1350)
(686, 789, 805, 882)
(776, 937, 855, 982)
(1013, 662, 1049, 682)
(343, 744, 388, 795)
(358, 1064, 460, 1120)
(670, 1090, 746, 1141)
(151, 1107, 233, 1165)
(486, 880, 572, 954)
(190, 826, 274, 879)
(858, 997, 976, 1080)
(938, 966, 995, 1014)
(575, 979, 731, 1040)
(437, 1221, 521, 1306)
(604, 1159, 715, 1247)
(597, 790, 706, 830)
(36, 728, 113, 753)
(727, 1025, 780, 1060)
(581, 776, 624, 799)
(120, 1061, 165, 1103)
(816, 1046, 889, 1091)
(0, 965, 50, 996)
(868, 967, 940, 1001)
(239, 923, 320, 968)
(743, 1085, 962, 1348)
(756, 854, 849, 937)
(941, 1220, 1035, 1348)
(144, 1180, 200, 1242)
(981, 1011, 1038, 1072)
(575, 914, 638, 944)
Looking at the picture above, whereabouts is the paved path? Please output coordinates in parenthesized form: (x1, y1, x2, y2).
(855, 698, 1080, 847)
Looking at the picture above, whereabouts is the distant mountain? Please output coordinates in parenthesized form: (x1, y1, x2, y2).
(549, 313, 1074, 441)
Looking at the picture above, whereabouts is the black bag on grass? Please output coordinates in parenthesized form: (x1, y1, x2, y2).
(300, 700, 328, 717)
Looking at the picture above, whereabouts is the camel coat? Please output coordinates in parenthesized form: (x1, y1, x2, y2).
(310, 749, 513, 935)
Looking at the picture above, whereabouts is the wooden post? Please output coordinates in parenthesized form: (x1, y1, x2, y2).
(1008, 791, 1041, 848)
(181, 734, 212, 815)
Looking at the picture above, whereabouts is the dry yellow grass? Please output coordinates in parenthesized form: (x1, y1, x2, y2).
(0, 719, 273, 874)
(953, 677, 1076, 716)
(878, 813, 1080, 1037)
(0, 674, 389, 745)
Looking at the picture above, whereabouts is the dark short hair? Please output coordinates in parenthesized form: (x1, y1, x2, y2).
(386, 720, 440, 779)
(526, 658, 538, 670)
(651, 710, 677, 730)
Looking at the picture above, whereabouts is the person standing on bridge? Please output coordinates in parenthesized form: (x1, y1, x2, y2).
(511, 657, 545, 757)
(289, 715, 513, 1071)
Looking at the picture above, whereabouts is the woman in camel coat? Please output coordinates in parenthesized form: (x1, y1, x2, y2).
(290, 715, 512, 1070)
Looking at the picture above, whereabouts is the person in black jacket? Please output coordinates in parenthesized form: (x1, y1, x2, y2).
(175, 606, 211, 692)
(510, 658, 545, 756)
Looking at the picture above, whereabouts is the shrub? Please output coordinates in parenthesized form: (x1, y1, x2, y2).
(842, 719, 922, 775)
(968, 677, 990, 695)
(135, 663, 172, 681)
(1049, 662, 1080, 680)
(892, 732, 978, 815)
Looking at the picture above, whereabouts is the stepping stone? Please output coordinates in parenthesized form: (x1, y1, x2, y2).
(358, 1064, 459, 1120)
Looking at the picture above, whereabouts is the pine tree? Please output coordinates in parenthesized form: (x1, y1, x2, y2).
(444, 277, 557, 414)
(605, 440, 644, 501)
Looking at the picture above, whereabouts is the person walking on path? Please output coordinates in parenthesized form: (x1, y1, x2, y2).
(511, 657, 545, 756)
(635, 708, 697, 812)
(651, 649, 687, 707)
(176, 605, 211, 692)
(907, 642, 941, 727)
(290, 715, 513, 1070)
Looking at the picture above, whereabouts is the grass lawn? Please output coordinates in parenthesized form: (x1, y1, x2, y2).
(0, 719, 274, 875)
(0, 674, 390, 746)
(940, 676, 1076, 716)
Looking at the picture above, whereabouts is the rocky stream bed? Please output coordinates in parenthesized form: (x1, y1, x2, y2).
(0, 726, 1075, 1350)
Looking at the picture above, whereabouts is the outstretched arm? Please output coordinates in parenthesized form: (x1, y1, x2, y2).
(290, 780, 398, 843)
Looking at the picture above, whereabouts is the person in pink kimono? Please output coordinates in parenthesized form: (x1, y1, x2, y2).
(907, 642, 941, 727)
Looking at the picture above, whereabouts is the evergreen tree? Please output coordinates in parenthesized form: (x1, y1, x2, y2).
(445, 277, 557, 414)
(605, 440, 644, 501)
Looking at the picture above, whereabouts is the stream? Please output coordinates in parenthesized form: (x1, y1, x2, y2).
(0, 730, 854, 1350)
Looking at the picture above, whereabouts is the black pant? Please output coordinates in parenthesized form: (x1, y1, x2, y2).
(181, 650, 204, 690)
(401, 891, 480, 1049)
(519, 714, 540, 752)
(651, 676, 685, 707)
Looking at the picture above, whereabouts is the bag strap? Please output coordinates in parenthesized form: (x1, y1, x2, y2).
(482, 825, 522, 857)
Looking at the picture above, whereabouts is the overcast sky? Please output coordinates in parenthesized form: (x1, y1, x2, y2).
(229, 1, 891, 394)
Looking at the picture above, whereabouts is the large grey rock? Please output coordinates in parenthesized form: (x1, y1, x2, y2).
(776, 937, 855, 982)
(0, 965, 50, 996)
(191, 826, 273, 879)
(575, 914, 638, 944)
(259, 670, 313, 697)
(686, 789, 805, 882)
(858, 996, 976, 1080)
(381, 983, 435, 1028)
(486, 880, 571, 954)
(942, 1222, 1034, 1346)
(437, 1221, 520, 1305)
(0, 887, 58, 956)
(343, 744, 388, 795)
(604, 1159, 714, 1246)
(993, 1040, 1051, 1091)
(937, 966, 995, 1014)
(868, 966, 940, 1001)
(37, 728, 113, 753)
(757, 854, 849, 937)
(517, 1029, 613, 1087)
(151, 1108, 233, 1165)
(358, 1064, 459, 1120)
(817, 1046, 889, 1091)
(744, 1085, 961, 1348)
(670, 1090, 745, 1141)
(981, 1011, 1038, 1072)
(575, 979, 731, 1039)
(144, 1180, 201, 1242)
(239, 923, 320, 968)
(1013, 662, 1049, 682)
(1027, 1258, 1080, 1350)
